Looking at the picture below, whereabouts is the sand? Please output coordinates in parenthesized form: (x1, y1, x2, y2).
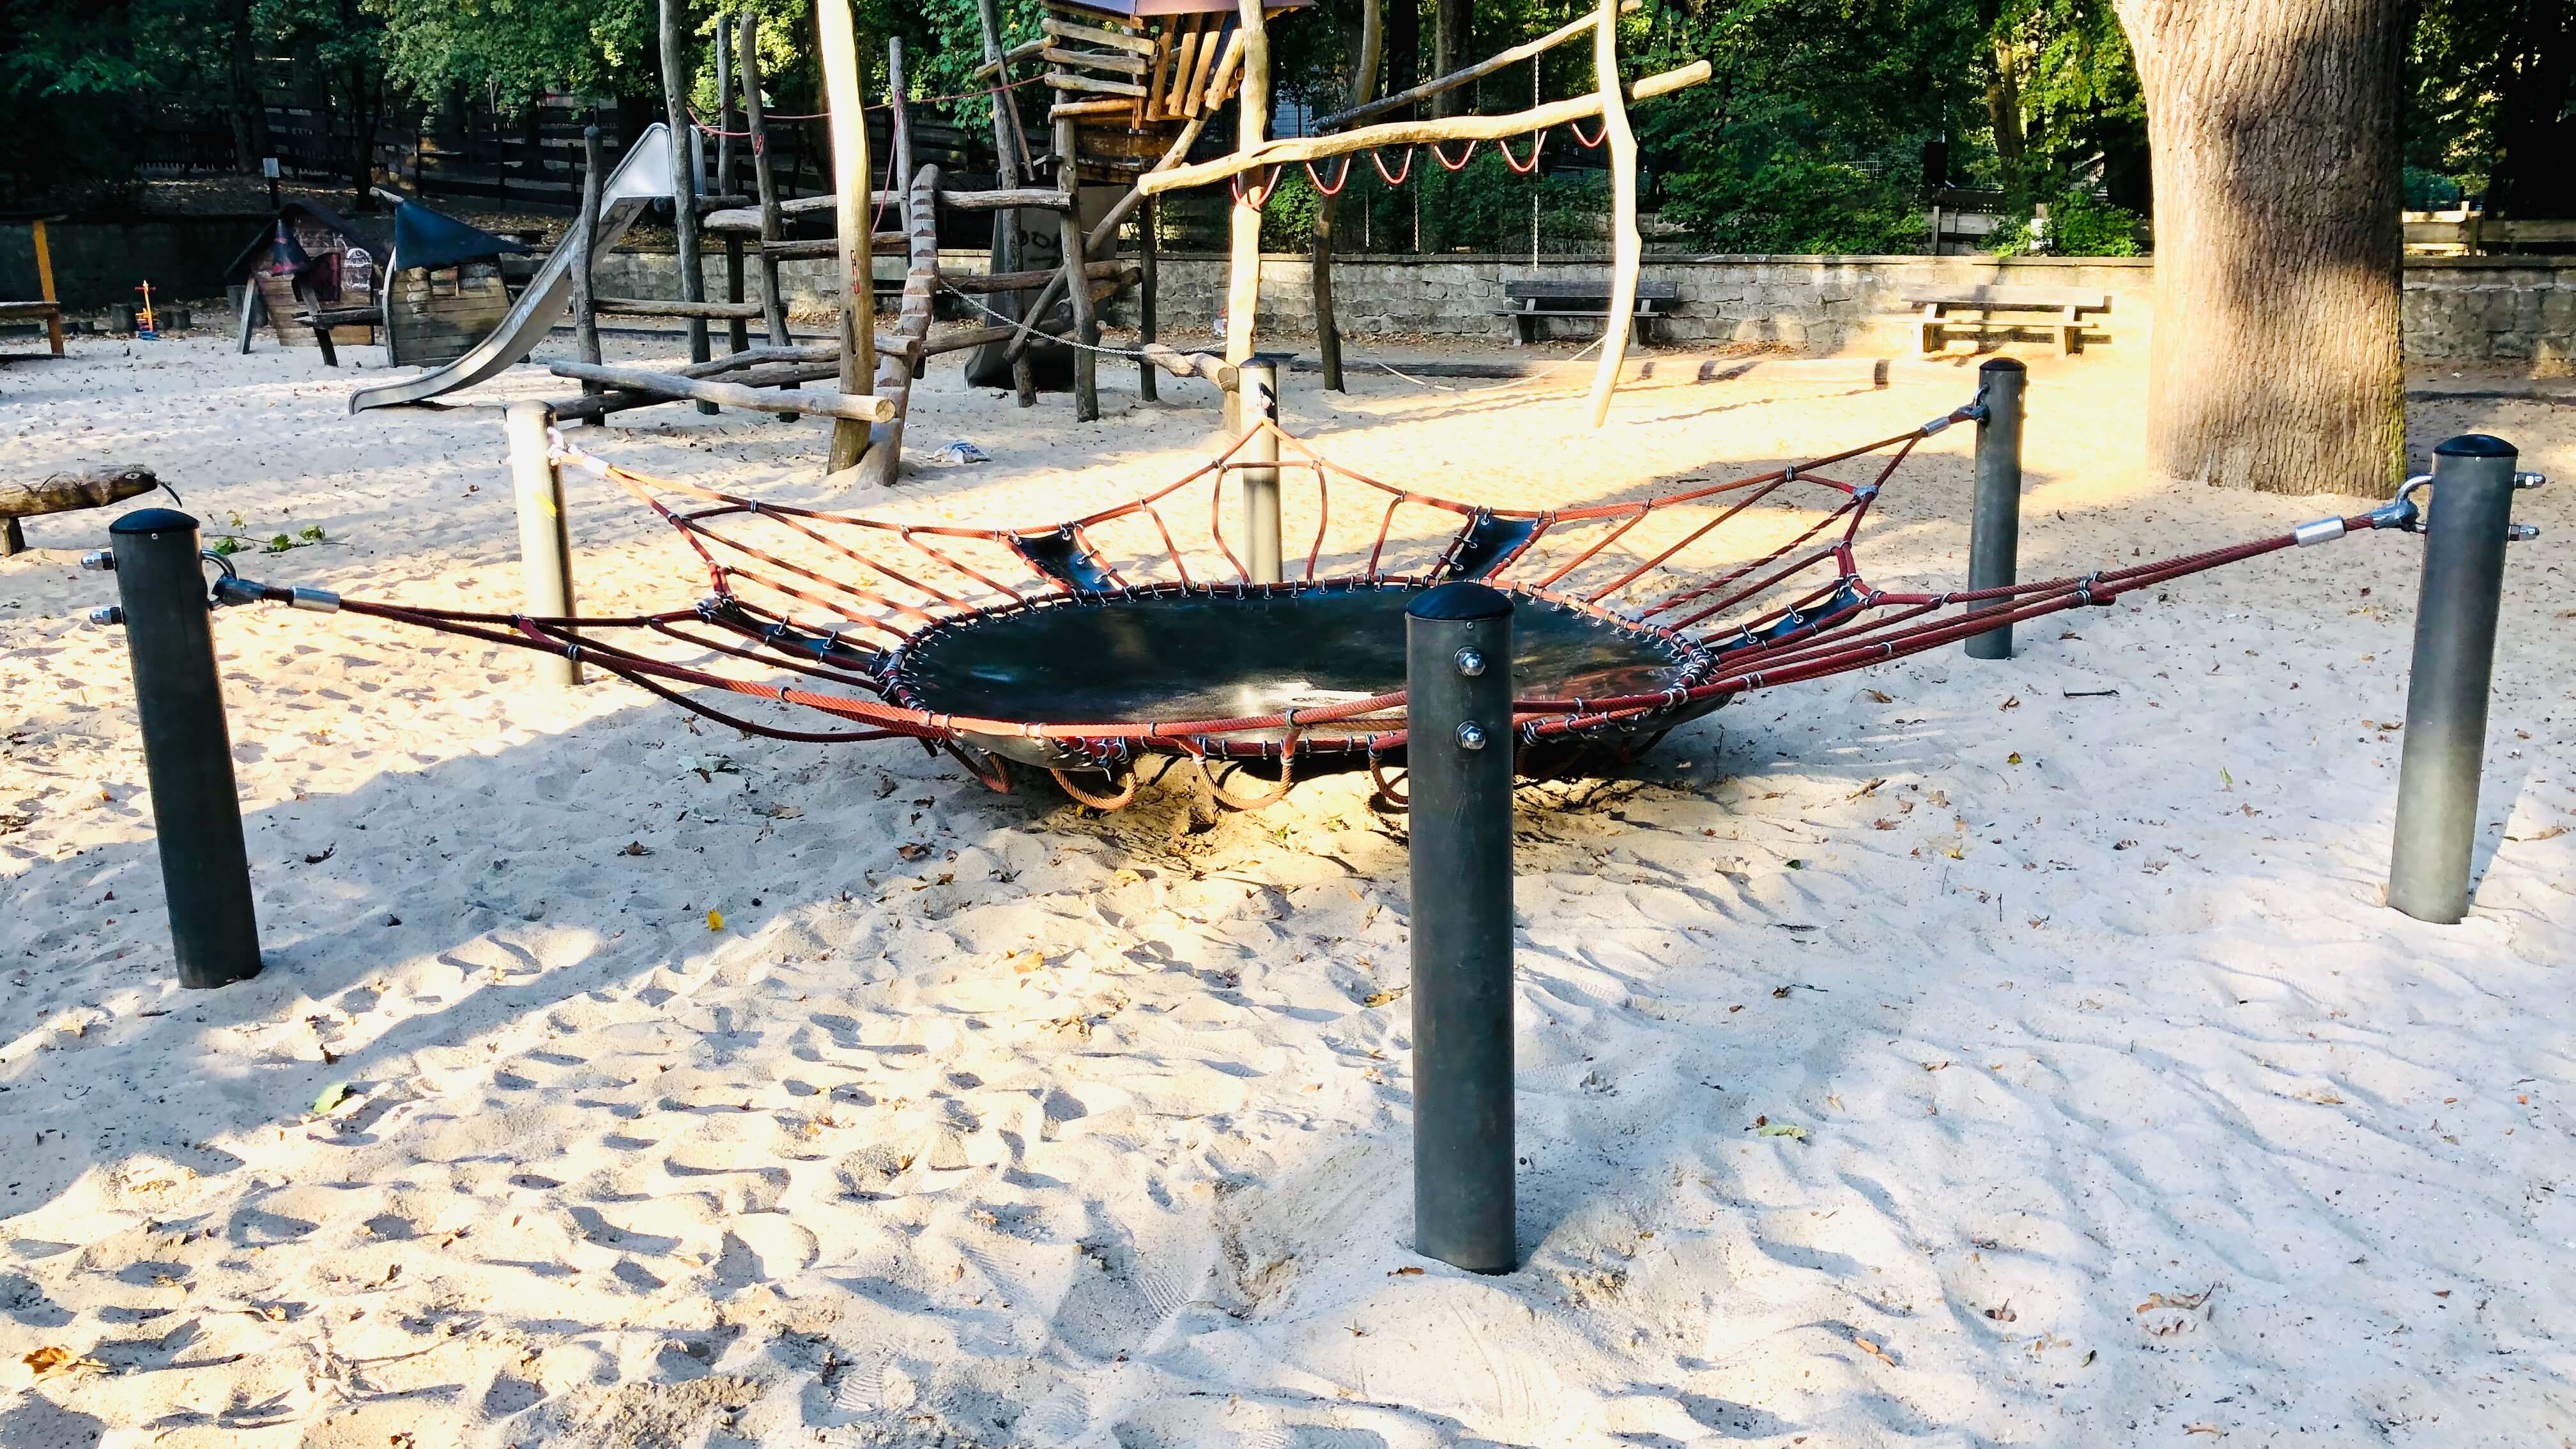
(3, 329, 2572, 1448)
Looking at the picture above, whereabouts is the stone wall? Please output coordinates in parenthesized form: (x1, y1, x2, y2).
(582, 248, 2576, 370)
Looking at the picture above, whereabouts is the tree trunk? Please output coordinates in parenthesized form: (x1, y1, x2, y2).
(1386, 0, 1418, 96)
(1430, 0, 1469, 116)
(1315, 0, 1381, 392)
(2114, 0, 2404, 496)
(1986, 36, 2025, 195)
(227, 0, 269, 172)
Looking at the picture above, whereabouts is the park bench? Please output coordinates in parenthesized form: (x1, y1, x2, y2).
(1494, 279, 1680, 346)
(291, 305, 383, 367)
(1907, 285, 2108, 356)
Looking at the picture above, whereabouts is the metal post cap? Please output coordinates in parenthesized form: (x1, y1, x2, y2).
(110, 507, 200, 535)
(1979, 356, 2028, 374)
(1408, 581, 1515, 621)
(2432, 434, 2515, 458)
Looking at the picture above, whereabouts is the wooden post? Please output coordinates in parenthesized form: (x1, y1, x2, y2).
(972, 0, 1039, 406)
(659, 0, 715, 411)
(1138, 195, 1160, 401)
(716, 20, 749, 357)
(740, 13, 790, 350)
(1057, 111, 1100, 422)
(1315, 0, 1379, 393)
(572, 126, 606, 394)
(32, 218, 62, 357)
(1583, 0, 1636, 428)
(818, 0, 877, 472)
(1224, 0, 1270, 432)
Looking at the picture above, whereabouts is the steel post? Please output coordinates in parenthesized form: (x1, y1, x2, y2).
(1965, 356, 2026, 659)
(2388, 434, 2522, 923)
(102, 509, 261, 988)
(1239, 355, 1285, 585)
(1406, 581, 1516, 1274)
(503, 402, 582, 690)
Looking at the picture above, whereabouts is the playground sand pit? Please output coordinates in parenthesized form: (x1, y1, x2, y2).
(3, 332, 2573, 1446)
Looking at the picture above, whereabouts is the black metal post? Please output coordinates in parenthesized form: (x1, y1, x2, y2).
(1965, 355, 2026, 659)
(96, 510, 261, 988)
(2388, 434, 2527, 923)
(1239, 354, 1285, 585)
(1406, 581, 1516, 1275)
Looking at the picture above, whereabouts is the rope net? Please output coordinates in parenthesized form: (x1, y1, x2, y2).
(233, 399, 2407, 797)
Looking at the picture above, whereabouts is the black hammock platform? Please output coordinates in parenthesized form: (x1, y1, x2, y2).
(218, 394, 2421, 809)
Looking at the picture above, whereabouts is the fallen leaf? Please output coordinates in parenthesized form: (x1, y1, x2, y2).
(1864, 688, 1895, 703)
(2184, 1426, 2221, 1437)
(1872, 818, 1897, 830)
(22, 1346, 108, 1377)
(1853, 1335, 1894, 1366)
(1785, 858, 1805, 870)
(1923, 1061, 1950, 1072)
(1848, 778, 1887, 799)
(1390, 1266, 1424, 1276)
(1999, 696, 2021, 711)
(1008, 950, 1045, 973)
(310, 1082, 351, 1115)
(1756, 1123, 1808, 1141)
(1110, 868, 1143, 885)
(619, 841, 652, 857)
(2005, 752, 2023, 765)
(706, 909, 725, 931)
(1983, 1301, 2016, 1322)
(1362, 988, 1406, 1007)
(303, 845, 335, 865)
(897, 843, 933, 862)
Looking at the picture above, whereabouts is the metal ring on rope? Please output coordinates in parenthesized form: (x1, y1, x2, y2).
(1305, 156, 1354, 196)
(942, 740, 1014, 794)
(1050, 765, 1140, 811)
(1367, 754, 1409, 808)
(1188, 733, 1298, 811)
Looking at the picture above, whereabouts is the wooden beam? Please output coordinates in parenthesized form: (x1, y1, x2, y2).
(1223, 0, 1268, 431)
(1140, 61, 1710, 194)
(1051, 99, 1134, 119)
(938, 187, 1077, 211)
(1041, 15, 1154, 54)
(971, 35, 1052, 80)
(550, 362, 894, 422)
(30, 218, 60, 356)
(592, 296, 769, 319)
(1048, 70, 1147, 98)
(817, 0, 875, 470)
(942, 259, 1137, 292)
(1042, 45, 1148, 75)
(1312, 0, 1639, 132)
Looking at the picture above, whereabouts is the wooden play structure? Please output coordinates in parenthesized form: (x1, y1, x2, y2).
(2, 218, 68, 361)
(526, 0, 1700, 479)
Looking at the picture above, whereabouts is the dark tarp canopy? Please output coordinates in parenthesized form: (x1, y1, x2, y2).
(389, 201, 528, 275)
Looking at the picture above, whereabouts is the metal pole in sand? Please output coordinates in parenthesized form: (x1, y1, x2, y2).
(503, 402, 583, 690)
(2388, 434, 2542, 923)
(1406, 580, 1516, 1274)
(1965, 355, 2026, 660)
(86, 511, 262, 988)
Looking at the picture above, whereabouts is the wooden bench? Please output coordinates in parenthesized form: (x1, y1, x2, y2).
(293, 305, 383, 367)
(1, 218, 65, 361)
(1494, 279, 1681, 346)
(1907, 286, 2108, 356)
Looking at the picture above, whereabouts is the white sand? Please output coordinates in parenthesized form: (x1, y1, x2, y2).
(3, 331, 2573, 1448)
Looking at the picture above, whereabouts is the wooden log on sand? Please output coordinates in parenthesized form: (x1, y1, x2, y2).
(1, 464, 167, 555)
(548, 362, 895, 422)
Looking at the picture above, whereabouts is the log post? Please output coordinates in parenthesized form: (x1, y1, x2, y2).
(716, 22, 749, 357)
(1138, 195, 1160, 402)
(1583, 0, 1636, 427)
(1405, 580, 1517, 1274)
(659, 0, 714, 410)
(973, 0, 1040, 406)
(1965, 357, 2026, 659)
(818, 0, 877, 471)
(740, 12, 792, 350)
(572, 126, 607, 394)
(33, 217, 63, 357)
(503, 402, 583, 691)
(1223, 0, 1271, 433)
(1315, 0, 1380, 393)
(1056, 111, 1100, 422)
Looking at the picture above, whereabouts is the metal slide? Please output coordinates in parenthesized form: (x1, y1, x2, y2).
(348, 126, 677, 413)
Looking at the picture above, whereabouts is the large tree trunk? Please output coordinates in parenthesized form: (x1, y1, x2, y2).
(227, 0, 270, 172)
(1430, 0, 1468, 116)
(2114, 0, 2404, 496)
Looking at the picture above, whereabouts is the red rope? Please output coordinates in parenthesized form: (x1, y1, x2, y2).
(1229, 164, 1284, 208)
(1570, 118, 1607, 148)
(1305, 156, 1354, 196)
(1430, 139, 1478, 171)
(1496, 129, 1546, 174)
(1370, 146, 1416, 185)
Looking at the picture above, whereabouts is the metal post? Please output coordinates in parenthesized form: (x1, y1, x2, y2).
(503, 403, 582, 690)
(1964, 355, 2026, 659)
(1406, 581, 1516, 1275)
(2388, 434, 2527, 923)
(95, 510, 261, 989)
(1238, 355, 1284, 585)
